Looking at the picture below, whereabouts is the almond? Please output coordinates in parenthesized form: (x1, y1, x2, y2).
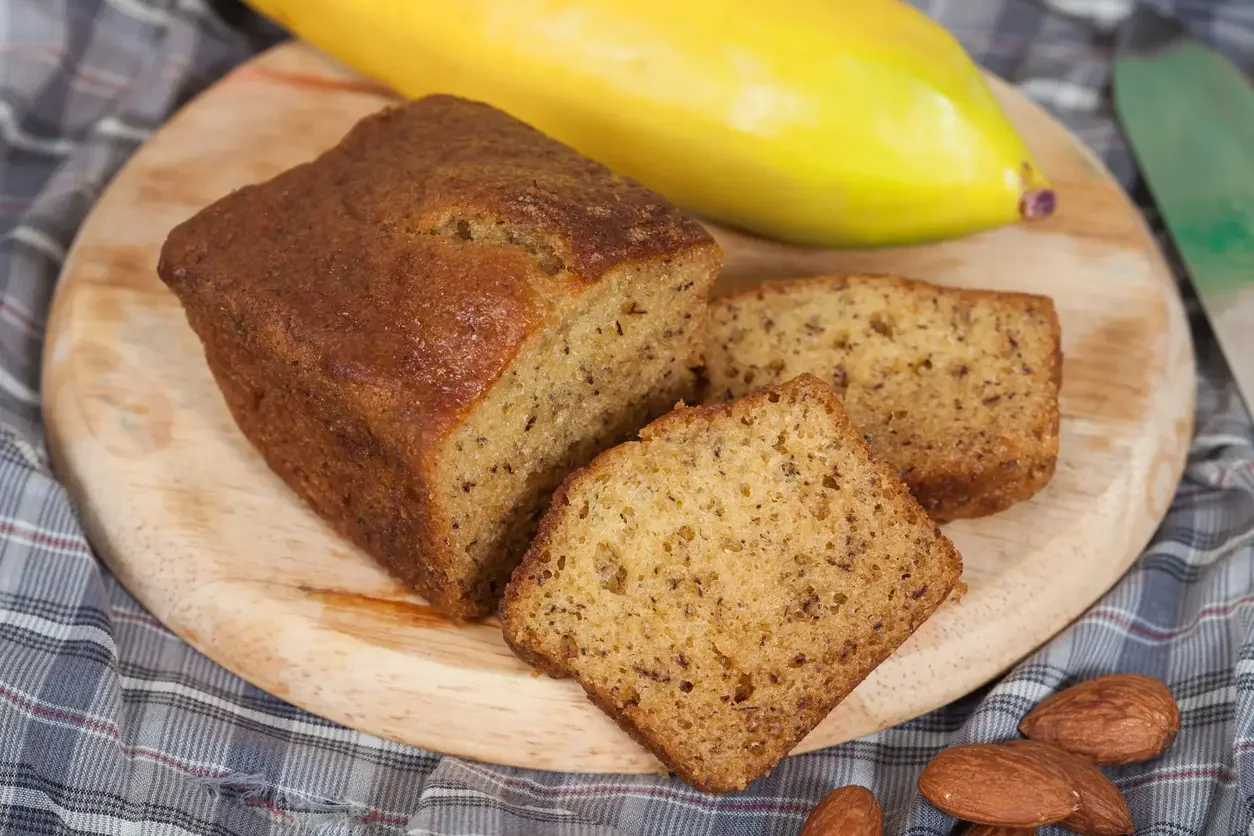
(801, 785, 882, 836)
(1019, 674, 1180, 765)
(918, 744, 1080, 826)
(1007, 740, 1134, 835)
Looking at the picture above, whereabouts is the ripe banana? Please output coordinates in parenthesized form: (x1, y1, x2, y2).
(244, 0, 1055, 248)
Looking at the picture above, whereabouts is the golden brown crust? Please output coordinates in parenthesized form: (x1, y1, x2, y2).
(501, 375, 962, 792)
(160, 95, 711, 458)
(918, 457, 1059, 521)
(714, 272, 1046, 306)
(707, 275, 1062, 522)
(189, 300, 466, 614)
(159, 95, 715, 619)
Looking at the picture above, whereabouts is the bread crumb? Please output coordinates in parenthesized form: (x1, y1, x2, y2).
(501, 375, 962, 793)
(704, 274, 1061, 521)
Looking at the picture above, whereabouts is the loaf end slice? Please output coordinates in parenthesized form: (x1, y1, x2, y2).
(500, 375, 962, 792)
(704, 275, 1062, 521)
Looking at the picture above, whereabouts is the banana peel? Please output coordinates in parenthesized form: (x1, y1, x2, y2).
(245, 0, 1055, 248)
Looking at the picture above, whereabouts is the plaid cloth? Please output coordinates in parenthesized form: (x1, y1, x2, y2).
(2, 0, 1252, 833)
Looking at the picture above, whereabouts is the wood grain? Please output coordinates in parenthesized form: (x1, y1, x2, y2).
(42, 43, 1194, 774)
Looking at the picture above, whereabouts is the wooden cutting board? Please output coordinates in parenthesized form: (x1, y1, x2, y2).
(42, 42, 1194, 775)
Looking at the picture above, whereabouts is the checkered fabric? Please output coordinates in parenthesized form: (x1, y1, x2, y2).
(2, 1, 1252, 834)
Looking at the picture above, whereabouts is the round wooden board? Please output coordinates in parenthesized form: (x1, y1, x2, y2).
(44, 42, 1194, 775)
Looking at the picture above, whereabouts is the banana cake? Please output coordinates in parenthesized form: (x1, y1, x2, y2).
(158, 95, 722, 619)
(704, 275, 1061, 520)
(500, 375, 963, 792)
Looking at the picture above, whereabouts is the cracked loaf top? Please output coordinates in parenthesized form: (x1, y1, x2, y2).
(157, 94, 714, 453)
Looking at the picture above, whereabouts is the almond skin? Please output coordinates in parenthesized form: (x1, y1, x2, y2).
(1019, 674, 1180, 765)
(918, 744, 1080, 826)
(801, 785, 882, 836)
(1007, 740, 1134, 835)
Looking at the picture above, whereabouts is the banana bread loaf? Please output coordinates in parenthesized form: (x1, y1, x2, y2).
(501, 375, 963, 792)
(158, 95, 721, 619)
(703, 275, 1061, 520)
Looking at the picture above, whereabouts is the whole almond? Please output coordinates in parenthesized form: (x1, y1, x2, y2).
(1020, 674, 1180, 765)
(918, 744, 1080, 826)
(801, 785, 882, 836)
(963, 827, 1036, 836)
(1007, 740, 1134, 835)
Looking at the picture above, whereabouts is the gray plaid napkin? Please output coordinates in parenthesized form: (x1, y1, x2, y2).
(2, 1, 1252, 834)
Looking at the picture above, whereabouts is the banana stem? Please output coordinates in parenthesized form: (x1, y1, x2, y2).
(1020, 189, 1058, 221)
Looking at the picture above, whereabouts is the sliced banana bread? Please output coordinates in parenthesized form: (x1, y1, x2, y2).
(500, 375, 962, 792)
(704, 275, 1061, 521)
(158, 95, 721, 619)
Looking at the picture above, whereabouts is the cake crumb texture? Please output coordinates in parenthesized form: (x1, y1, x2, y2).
(501, 375, 963, 792)
(704, 275, 1062, 520)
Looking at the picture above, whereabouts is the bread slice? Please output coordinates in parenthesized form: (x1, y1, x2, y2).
(500, 375, 962, 792)
(704, 275, 1061, 521)
(158, 95, 721, 619)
